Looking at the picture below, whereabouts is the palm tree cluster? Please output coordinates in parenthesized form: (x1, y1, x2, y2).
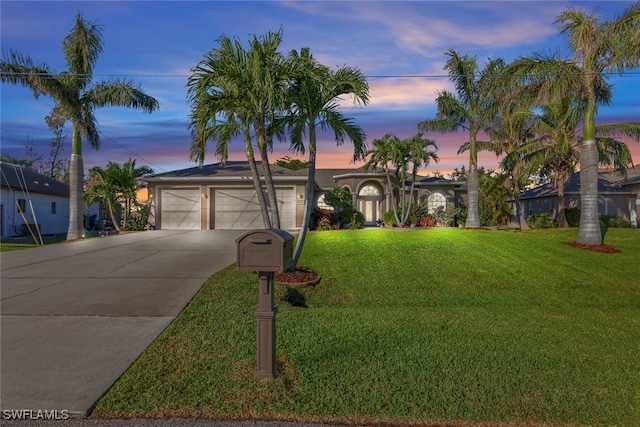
(364, 132, 439, 226)
(84, 158, 153, 232)
(420, 2, 639, 244)
(187, 30, 369, 267)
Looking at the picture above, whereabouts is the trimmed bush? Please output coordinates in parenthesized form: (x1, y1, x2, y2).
(526, 213, 557, 229)
(565, 208, 581, 227)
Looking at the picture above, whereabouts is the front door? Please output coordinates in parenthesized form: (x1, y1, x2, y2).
(358, 199, 378, 225)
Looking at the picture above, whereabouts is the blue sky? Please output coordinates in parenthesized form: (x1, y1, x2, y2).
(1, 1, 639, 176)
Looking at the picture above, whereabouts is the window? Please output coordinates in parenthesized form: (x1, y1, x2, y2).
(427, 192, 446, 213)
(316, 193, 333, 210)
(358, 185, 380, 196)
(51, 202, 57, 214)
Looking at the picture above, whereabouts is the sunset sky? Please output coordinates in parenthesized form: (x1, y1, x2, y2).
(1, 1, 639, 177)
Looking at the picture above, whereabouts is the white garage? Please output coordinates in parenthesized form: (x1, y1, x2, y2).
(159, 188, 201, 229)
(213, 188, 295, 229)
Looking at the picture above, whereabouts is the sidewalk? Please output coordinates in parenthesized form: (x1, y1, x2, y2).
(1, 230, 243, 416)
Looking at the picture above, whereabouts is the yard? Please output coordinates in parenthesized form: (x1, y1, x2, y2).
(93, 228, 640, 426)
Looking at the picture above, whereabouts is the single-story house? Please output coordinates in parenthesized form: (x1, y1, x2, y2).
(519, 166, 640, 227)
(143, 161, 468, 230)
(1, 162, 71, 237)
(1, 162, 102, 238)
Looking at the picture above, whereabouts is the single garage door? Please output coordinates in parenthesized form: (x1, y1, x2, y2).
(160, 188, 201, 229)
(214, 188, 294, 229)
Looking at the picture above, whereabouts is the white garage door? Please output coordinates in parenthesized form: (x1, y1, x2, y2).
(214, 188, 294, 229)
(160, 188, 201, 229)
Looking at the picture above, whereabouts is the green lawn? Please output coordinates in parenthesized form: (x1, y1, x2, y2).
(93, 228, 640, 426)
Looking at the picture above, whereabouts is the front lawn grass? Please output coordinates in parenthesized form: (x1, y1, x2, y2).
(93, 228, 640, 426)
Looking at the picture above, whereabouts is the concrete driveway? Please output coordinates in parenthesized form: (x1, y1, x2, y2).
(1, 230, 243, 416)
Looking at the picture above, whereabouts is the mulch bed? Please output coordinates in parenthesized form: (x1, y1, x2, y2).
(563, 241, 621, 254)
(275, 267, 321, 288)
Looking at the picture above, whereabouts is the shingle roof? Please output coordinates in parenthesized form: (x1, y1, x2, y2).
(145, 161, 309, 180)
(520, 169, 631, 200)
(0, 162, 69, 197)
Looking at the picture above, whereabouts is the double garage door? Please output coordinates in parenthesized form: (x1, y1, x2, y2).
(159, 187, 294, 230)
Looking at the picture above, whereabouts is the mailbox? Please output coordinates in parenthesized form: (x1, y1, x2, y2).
(235, 229, 294, 379)
(236, 229, 294, 273)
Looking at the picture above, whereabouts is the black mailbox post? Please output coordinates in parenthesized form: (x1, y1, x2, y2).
(236, 229, 293, 378)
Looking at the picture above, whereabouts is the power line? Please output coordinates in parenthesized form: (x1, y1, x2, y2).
(1, 71, 640, 79)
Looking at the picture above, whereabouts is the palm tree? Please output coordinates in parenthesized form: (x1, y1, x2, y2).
(418, 50, 503, 228)
(117, 158, 153, 225)
(84, 163, 122, 232)
(284, 47, 369, 267)
(503, 3, 640, 244)
(1, 12, 159, 240)
(187, 42, 272, 228)
(510, 96, 635, 228)
(187, 30, 292, 229)
(364, 133, 438, 226)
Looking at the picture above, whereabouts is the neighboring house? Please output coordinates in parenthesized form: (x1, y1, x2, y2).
(1, 162, 70, 237)
(143, 161, 468, 230)
(519, 166, 640, 227)
(0, 162, 102, 238)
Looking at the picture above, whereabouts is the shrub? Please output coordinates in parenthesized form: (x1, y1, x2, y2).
(419, 214, 436, 227)
(434, 205, 456, 227)
(316, 217, 333, 231)
(121, 204, 150, 231)
(600, 215, 632, 228)
(338, 209, 364, 229)
(383, 210, 398, 227)
(526, 213, 557, 229)
(325, 187, 353, 210)
(565, 208, 581, 227)
(311, 207, 335, 230)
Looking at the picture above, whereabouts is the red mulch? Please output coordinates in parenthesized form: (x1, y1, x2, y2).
(275, 267, 321, 288)
(563, 241, 621, 254)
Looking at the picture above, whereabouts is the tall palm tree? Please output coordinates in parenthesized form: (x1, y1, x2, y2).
(510, 96, 636, 228)
(364, 133, 403, 225)
(503, 3, 640, 244)
(418, 50, 503, 228)
(1, 12, 159, 240)
(187, 40, 272, 228)
(284, 47, 369, 267)
(187, 30, 292, 229)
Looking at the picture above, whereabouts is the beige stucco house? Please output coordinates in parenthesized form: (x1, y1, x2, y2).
(143, 161, 468, 230)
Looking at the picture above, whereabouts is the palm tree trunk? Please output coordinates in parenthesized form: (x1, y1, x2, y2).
(258, 147, 280, 229)
(248, 155, 271, 229)
(556, 176, 568, 228)
(466, 133, 480, 228)
(515, 195, 531, 231)
(292, 132, 316, 268)
(67, 127, 84, 240)
(577, 108, 602, 245)
(466, 163, 480, 228)
(243, 127, 271, 229)
(108, 201, 121, 232)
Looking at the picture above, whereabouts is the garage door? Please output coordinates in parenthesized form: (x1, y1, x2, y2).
(214, 188, 294, 229)
(160, 188, 201, 229)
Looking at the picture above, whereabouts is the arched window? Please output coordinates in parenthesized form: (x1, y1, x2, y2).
(359, 185, 380, 196)
(316, 193, 333, 210)
(427, 192, 446, 213)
